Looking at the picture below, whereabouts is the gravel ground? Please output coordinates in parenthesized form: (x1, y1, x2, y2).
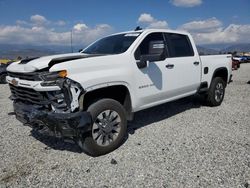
(0, 64, 250, 188)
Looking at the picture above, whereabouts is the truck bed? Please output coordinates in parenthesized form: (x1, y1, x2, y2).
(200, 54, 232, 86)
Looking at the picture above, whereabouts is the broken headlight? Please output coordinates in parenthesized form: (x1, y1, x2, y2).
(40, 70, 67, 86)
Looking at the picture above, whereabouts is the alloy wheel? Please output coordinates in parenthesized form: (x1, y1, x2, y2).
(215, 82, 224, 102)
(92, 110, 121, 146)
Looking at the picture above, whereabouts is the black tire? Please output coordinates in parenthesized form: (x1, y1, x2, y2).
(77, 98, 127, 156)
(0, 73, 7, 84)
(206, 77, 226, 106)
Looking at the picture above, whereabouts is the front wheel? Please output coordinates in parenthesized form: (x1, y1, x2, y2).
(77, 98, 127, 156)
(206, 77, 226, 106)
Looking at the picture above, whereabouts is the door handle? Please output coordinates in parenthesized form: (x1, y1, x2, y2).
(166, 64, 174, 69)
(193, 61, 200, 65)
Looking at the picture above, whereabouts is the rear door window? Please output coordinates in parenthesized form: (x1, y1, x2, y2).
(165, 33, 194, 58)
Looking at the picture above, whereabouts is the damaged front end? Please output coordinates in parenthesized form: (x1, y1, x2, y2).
(8, 71, 92, 139)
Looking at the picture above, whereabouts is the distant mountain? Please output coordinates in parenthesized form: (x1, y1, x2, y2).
(0, 49, 55, 59)
(198, 43, 250, 55)
(199, 44, 232, 51)
(0, 44, 82, 59)
(197, 46, 219, 55)
(221, 43, 250, 53)
(200, 43, 250, 53)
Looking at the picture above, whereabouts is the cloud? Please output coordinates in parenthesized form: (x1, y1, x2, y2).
(137, 14, 250, 44)
(56, 20, 66, 26)
(2, 13, 250, 47)
(72, 24, 113, 44)
(138, 13, 168, 29)
(17, 15, 67, 28)
(0, 15, 113, 46)
(138, 13, 154, 23)
(179, 18, 250, 44)
(73, 23, 88, 32)
(148, 21, 168, 29)
(30, 15, 48, 25)
(170, 0, 202, 7)
(16, 20, 29, 26)
(0, 25, 70, 45)
(179, 17, 222, 33)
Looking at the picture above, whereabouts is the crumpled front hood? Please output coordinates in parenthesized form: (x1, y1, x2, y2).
(7, 53, 101, 73)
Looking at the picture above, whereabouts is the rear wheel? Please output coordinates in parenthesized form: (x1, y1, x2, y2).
(206, 77, 226, 106)
(0, 73, 7, 84)
(77, 98, 127, 156)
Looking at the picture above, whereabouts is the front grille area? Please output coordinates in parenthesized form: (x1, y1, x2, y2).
(9, 85, 70, 112)
(8, 72, 42, 81)
(9, 85, 49, 105)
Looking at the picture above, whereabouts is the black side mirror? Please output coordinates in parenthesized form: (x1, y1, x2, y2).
(78, 49, 83, 52)
(137, 40, 167, 69)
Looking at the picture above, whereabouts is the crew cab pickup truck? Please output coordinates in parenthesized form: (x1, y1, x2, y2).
(6, 29, 232, 156)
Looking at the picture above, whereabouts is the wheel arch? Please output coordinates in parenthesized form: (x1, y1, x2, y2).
(211, 67, 228, 87)
(82, 83, 133, 120)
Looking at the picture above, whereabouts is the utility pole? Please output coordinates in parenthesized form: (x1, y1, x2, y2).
(70, 30, 73, 53)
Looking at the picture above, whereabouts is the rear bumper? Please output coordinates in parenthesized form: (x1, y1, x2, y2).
(13, 102, 92, 138)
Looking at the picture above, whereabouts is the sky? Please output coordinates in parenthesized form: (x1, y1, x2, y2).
(0, 0, 250, 47)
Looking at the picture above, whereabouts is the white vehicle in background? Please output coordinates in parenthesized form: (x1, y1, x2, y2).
(7, 29, 232, 156)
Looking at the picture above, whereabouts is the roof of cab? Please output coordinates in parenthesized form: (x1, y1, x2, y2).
(111, 28, 190, 36)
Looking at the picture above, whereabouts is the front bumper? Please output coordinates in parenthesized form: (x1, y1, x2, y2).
(13, 102, 92, 138)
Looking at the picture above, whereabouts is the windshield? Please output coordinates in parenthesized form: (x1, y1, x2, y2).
(82, 33, 141, 55)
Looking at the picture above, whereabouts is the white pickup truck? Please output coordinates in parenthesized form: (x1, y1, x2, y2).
(7, 29, 232, 156)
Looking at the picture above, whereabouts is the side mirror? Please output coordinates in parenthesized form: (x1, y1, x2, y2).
(78, 49, 83, 52)
(137, 40, 167, 69)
